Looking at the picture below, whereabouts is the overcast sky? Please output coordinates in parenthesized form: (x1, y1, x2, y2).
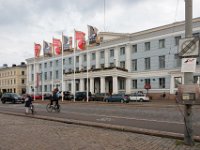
(0, 0, 200, 66)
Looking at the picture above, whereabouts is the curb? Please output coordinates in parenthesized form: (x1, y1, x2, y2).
(0, 110, 200, 142)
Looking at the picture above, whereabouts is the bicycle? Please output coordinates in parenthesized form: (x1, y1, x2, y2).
(25, 103, 35, 115)
(46, 103, 61, 113)
(30, 103, 36, 114)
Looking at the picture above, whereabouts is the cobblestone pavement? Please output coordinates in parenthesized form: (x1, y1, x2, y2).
(0, 114, 200, 150)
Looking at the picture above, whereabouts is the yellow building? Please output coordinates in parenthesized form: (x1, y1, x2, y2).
(0, 62, 27, 95)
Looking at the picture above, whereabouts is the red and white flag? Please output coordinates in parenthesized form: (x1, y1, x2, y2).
(75, 30, 86, 50)
(53, 38, 62, 55)
(34, 43, 41, 58)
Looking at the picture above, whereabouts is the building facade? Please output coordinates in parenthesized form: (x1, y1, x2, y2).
(26, 18, 200, 99)
(0, 62, 27, 95)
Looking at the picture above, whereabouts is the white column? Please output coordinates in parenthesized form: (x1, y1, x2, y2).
(90, 78, 94, 94)
(105, 49, 109, 67)
(80, 78, 84, 91)
(125, 44, 131, 71)
(170, 75, 174, 94)
(87, 52, 91, 69)
(79, 55, 83, 70)
(96, 51, 100, 68)
(114, 47, 119, 67)
(71, 80, 75, 95)
(100, 77, 105, 93)
(126, 78, 131, 94)
(112, 76, 118, 94)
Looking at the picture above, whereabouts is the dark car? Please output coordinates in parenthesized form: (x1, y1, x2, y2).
(44, 93, 52, 100)
(92, 93, 109, 101)
(104, 93, 130, 103)
(75, 92, 92, 101)
(1, 93, 25, 104)
(63, 91, 74, 100)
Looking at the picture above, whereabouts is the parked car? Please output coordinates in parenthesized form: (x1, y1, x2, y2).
(63, 91, 74, 100)
(1, 93, 25, 104)
(104, 93, 130, 103)
(44, 93, 52, 100)
(129, 93, 150, 102)
(75, 92, 92, 101)
(31, 94, 42, 100)
(92, 93, 109, 101)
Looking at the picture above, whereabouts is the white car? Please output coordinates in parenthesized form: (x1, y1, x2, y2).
(129, 93, 150, 102)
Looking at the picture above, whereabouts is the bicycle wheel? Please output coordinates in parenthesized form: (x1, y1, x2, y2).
(46, 104, 52, 112)
(30, 105, 35, 115)
(55, 104, 61, 113)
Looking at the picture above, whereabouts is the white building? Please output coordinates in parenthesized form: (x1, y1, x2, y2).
(26, 18, 200, 100)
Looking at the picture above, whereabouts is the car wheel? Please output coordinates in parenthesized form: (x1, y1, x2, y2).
(2, 100, 5, 104)
(105, 99, 108, 102)
(139, 98, 144, 102)
(120, 99, 124, 103)
(12, 100, 16, 104)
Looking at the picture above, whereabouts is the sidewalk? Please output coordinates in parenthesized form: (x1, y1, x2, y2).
(0, 113, 199, 150)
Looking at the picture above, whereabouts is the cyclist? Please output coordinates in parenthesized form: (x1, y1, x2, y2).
(50, 88, 60, 108)
(25, 94, 33, 114)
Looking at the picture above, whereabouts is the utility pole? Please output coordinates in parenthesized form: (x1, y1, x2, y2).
(184, 0, 194, 146)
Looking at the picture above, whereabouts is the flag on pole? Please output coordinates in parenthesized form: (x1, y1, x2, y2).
(43, 41, 52, 57)
(63, 35, 73, 50)
(53, 38, 62, 55)
(75, 30, 86, 50)
(34, 43, 41, 58)
(88, 25, 98, 44)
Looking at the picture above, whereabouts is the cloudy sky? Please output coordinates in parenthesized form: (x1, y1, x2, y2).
(0, 0, 200, 66)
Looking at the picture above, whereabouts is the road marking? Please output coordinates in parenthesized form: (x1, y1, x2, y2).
(96, 117, 112, 122)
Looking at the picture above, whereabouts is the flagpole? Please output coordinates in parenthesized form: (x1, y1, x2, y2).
(52, 37, 54, 92)
(61, 33, 64, 101)
(42, 41, 44, 101)
(73, 29, 76, 102)
(33, 43, 36, 101)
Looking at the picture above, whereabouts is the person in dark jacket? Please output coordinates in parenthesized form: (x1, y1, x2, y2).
(50, 88, 59, 107)
(25, 94, 33, 114)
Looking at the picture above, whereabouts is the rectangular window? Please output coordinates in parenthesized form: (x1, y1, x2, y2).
(174, 36, 181, 46)
(159, 78, 165, 88)
(39, 64, 42, 69)
(63, 59, 65, 65)
(159, 39, 165, 48)
(31, 65, 34, 71)
(145, 57, 151, 70)
(174, 54, 181, 67)
(76, 67, 79, 71)
(120, 47, 125, 55)
(132, 80, 137, 89)
(159, 55, 165, 68)
(92, 53, 96, 60)
(145, 42, 150, 51)
(50, 61, 52, 67)
(21, 71, 25, 75)
(55, 70, 59, 79)
(145, 79, 151, 85)
(44, 85, 47, 92)
(119, 79, 125, 90)
(120, 61, 125, 68)
(69, 58, 72, 64)
(132, 44, 137, 53)
(76, 56, 79, 63)
(50, 71, 52, 79)
(132, 59, 137, 71)
(110, 49, 114, 57)
(44, 72, 47, 80)
(83, 54, 87, 61)
(100, 51, 104, 59)
(100, 64, 104, 68)
(56, 60, 59, 66)
(174, 77, 182, 88)
(21, 79, 25, 84)
(44, 63, 47, 68)
(110, 63, 114, 67)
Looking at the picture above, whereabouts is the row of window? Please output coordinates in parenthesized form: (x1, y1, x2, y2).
(0, 71, 25, 78)
(0, 78, 25, 85)
(132, 78, 166, 89)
